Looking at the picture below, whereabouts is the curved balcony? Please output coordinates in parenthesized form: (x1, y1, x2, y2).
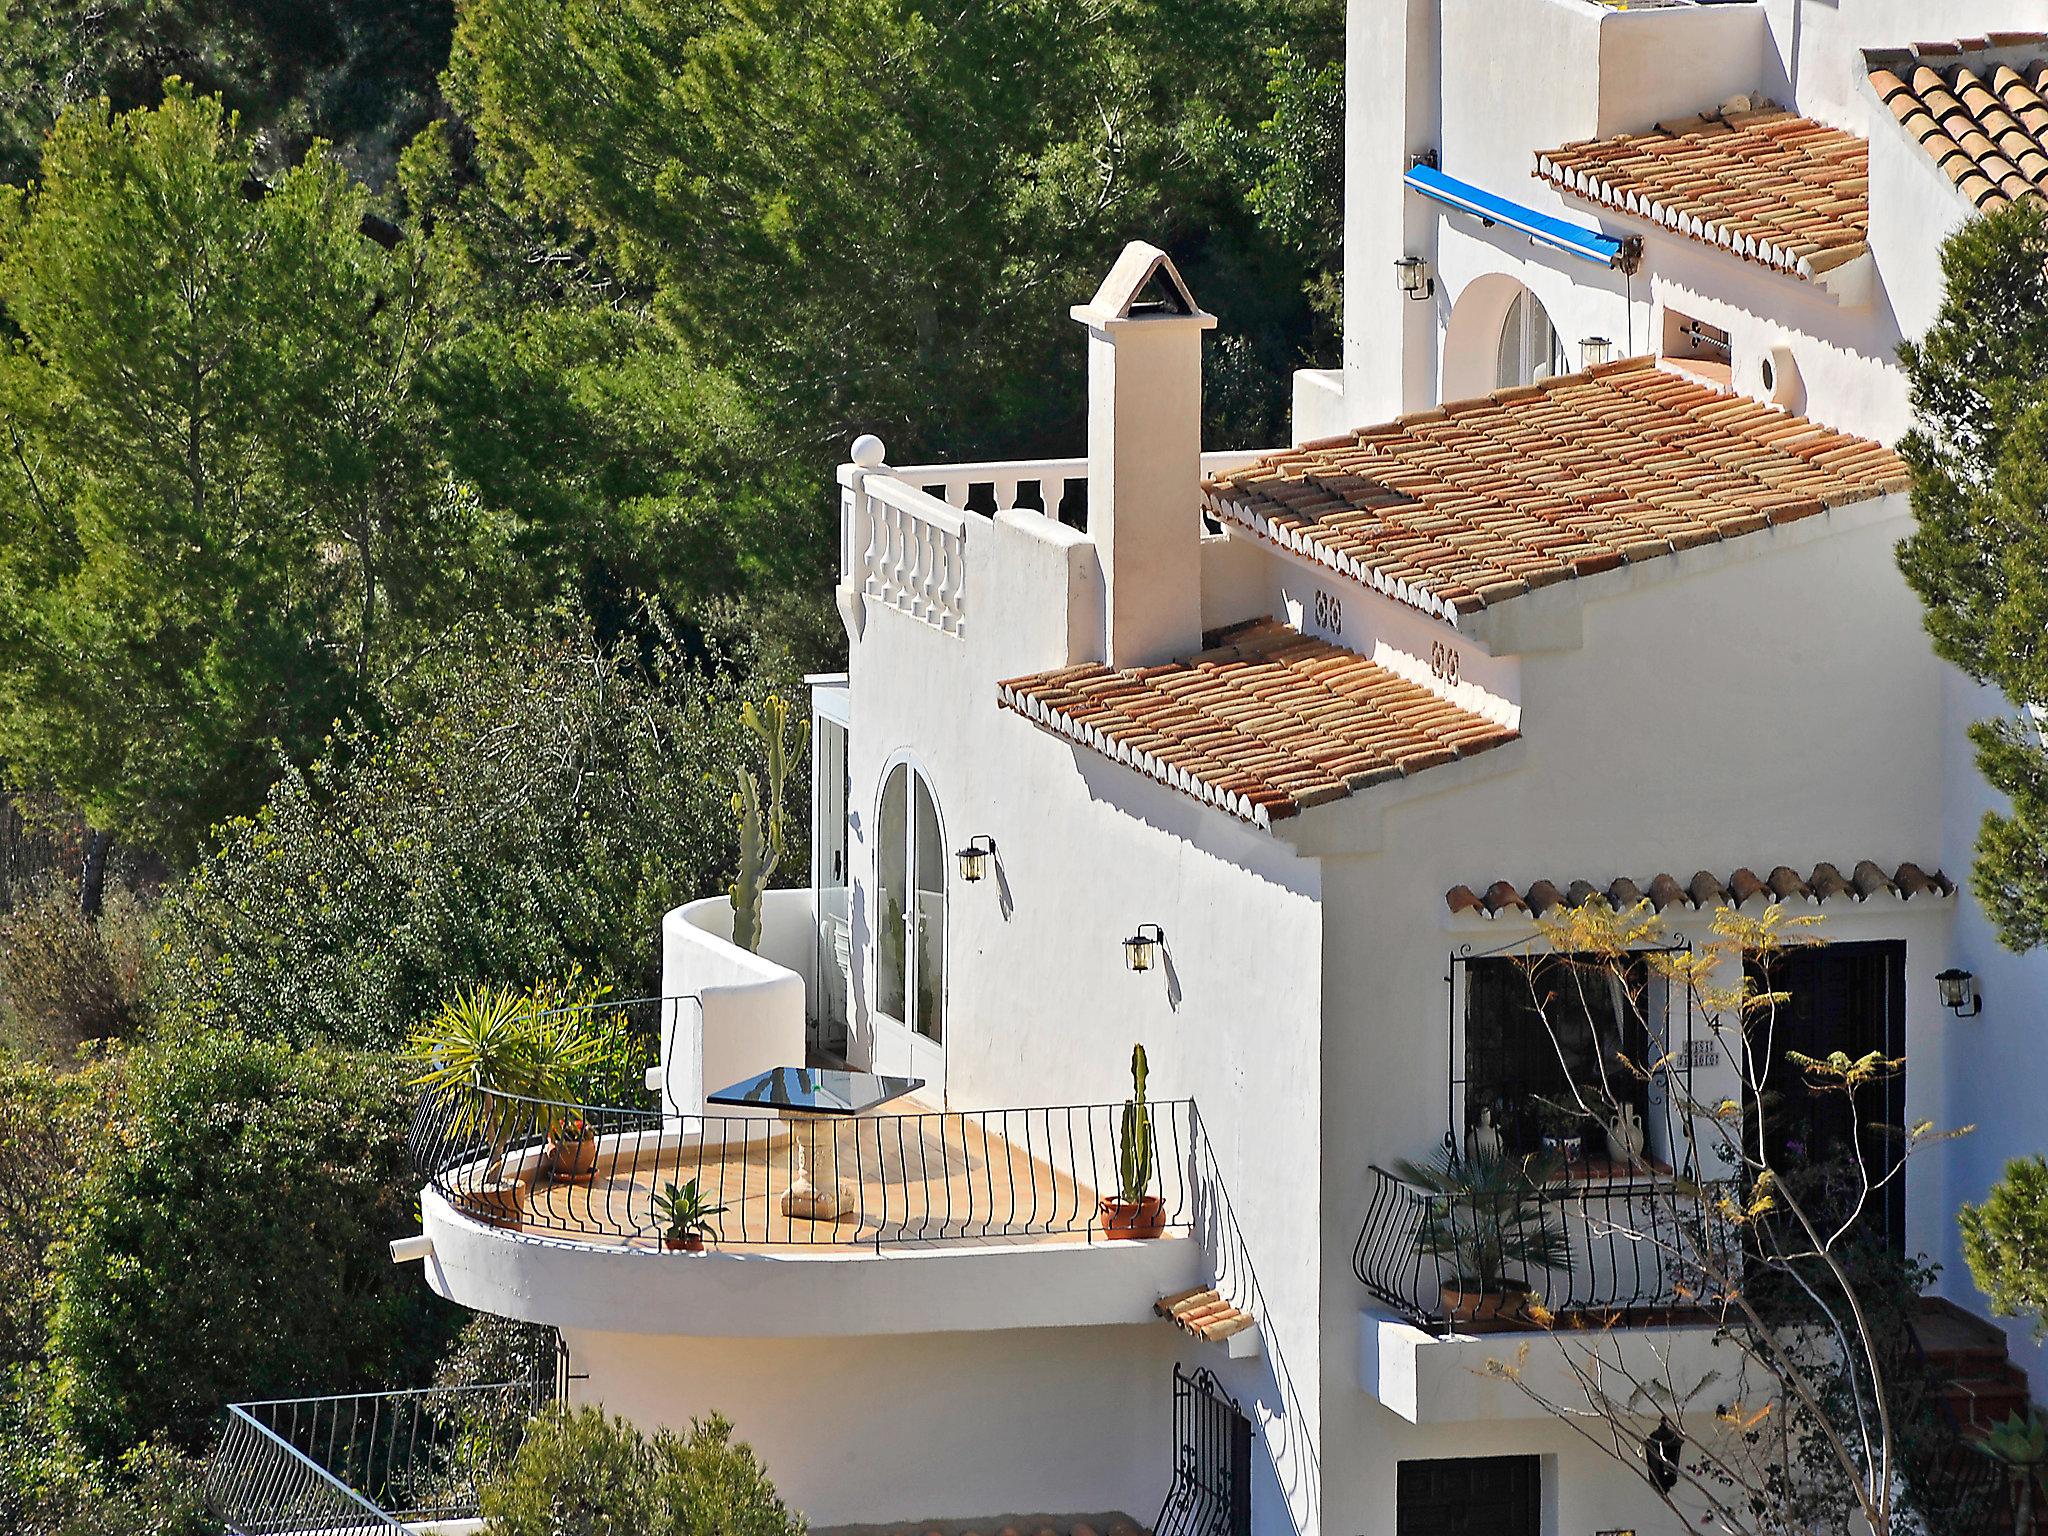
(408, 1086, 1205, 1338)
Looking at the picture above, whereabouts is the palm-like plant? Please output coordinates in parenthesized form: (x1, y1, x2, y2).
(654, 1178, 729, 1248)
(407, 983, 606, 1182)
(1394, 1147, 1571, 1294)
(408, 985, 537, 1181)
(1977, 1409, 2048, 1536)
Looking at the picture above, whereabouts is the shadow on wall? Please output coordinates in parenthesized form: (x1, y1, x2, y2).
(1193, 1111, 1321, 1536)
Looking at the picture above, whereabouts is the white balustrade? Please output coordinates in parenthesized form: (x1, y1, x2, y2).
(846, 471, 970, 636)
(836, 447, 1274, 640)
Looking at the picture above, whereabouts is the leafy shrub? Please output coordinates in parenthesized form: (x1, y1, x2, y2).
(158, 616, 806, 1050)
(45, 1030, 458, 1461)
(0, 1423, 210, 1536)
(481, 1405, 805, 1536)
(0, 1058, 120, 1371)
(1962, 1155, 2048, 1338)
(0, 878, 153, 1060)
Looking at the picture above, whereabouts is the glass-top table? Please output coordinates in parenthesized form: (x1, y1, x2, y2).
(705, 1067, 925, 1220)
(706, 1066, 924, 1116)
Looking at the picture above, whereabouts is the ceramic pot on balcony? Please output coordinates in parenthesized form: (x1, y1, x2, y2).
(1099, 1194, 1167, 1240)
(1605, 1104, 1646, 1168)
(662, 1233, 707, 1253)
(545, 1123, 600, 1183)
(1437, 1278, 1537, 1333)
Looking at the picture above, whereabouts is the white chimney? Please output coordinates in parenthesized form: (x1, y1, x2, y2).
(1071, 242, 1216, 668)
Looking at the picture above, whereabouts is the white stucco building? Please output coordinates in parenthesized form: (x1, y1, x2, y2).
(396, 3, 2048, 1534)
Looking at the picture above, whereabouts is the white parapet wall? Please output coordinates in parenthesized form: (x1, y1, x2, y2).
(660, 890, 812, 1114)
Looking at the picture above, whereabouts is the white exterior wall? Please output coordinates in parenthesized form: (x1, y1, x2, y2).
(841, 497, 1328, 1535)
(659, 891, 810, 1115)
(563, 1324, 1184, 1529)
(1309, 495, 1972, 1535)
(1757, 0, 2048, 128)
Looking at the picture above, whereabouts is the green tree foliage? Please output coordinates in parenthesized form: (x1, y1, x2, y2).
(44, 1029, 456, 1462)
(1961, 1154, 2048, 1339)
(0, 1056, 115, 1372)
(0, 86, 504, 857)
(0, 0, 452, 187)
(1897, 200, 2048, 949)
(158, 617, 803, 1049)
(482, 1405, 805, 1536)
(446, 0, 1336, 458)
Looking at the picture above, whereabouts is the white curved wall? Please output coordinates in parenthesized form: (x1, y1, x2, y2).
(418, 1187, 1201, 1338)
(660, 891, 811, 1114)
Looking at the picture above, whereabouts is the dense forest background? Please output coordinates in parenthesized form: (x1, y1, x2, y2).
(0, 0, 1339, 1524)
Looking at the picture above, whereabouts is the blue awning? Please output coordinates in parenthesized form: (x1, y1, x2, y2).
(1404, 163, 1630, 269)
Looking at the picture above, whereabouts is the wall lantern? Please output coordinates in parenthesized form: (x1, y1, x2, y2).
(1936, 967, 1982, 1017)
(1395, 256, 1434, 301)
(955, 835, 995, 884)
(1580, 335, 1613, 370)
(1123, 923, 1165, 973)
(1643, 1418, 1684, 1494)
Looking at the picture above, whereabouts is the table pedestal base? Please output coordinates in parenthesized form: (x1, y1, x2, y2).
(778, 1111, 852, 1221)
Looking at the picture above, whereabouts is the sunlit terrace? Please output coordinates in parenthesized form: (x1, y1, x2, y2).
(411, 1091, 1198, 1254)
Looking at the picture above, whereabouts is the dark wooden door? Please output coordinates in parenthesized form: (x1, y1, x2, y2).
(1744, 940, 1907, 1253)
(1396, 1456, 1540, 1536)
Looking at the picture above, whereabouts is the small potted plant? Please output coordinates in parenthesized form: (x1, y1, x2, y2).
(654, 1178, 728, 1252)
(545, 1113, 600, 1183)
(1099, 1044, 1165, 1240)
(1394, 1147, 1570, 1331)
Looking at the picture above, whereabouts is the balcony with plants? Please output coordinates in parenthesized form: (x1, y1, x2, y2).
(401, 990, 1214, 1336)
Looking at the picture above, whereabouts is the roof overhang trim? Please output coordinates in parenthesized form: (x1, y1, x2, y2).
(1404, 163, 1634, 269)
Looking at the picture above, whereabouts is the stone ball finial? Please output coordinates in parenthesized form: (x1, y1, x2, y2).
(850, 434, 886, 469)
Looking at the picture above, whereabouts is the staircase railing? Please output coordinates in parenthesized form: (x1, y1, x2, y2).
(205, 1379, 542, 1533)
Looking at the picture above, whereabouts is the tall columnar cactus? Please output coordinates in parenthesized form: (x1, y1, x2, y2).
(1118, 1042, 1154, 1204)
(728, 694, 808, 953)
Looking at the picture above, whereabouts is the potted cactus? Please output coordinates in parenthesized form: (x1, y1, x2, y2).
(654, 1178, 728, 1252)
(1393, 1147, 1570, 1331)
(1099, 1044, 1165, 1239)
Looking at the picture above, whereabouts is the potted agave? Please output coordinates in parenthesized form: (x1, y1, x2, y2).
(1393, 1147, 1570, 1332)
(654, 1178, 728, 1252)
(1099, 1044, 1165, 1240)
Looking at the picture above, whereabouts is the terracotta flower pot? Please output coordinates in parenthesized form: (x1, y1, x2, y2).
(546, 1130, 600, 1183)
(452, 1175, 525, 1231)
(1099, 1194, 1167, 1240)
(662, 1232, 708, 1253)
(1438, 1279, 1536, 1333)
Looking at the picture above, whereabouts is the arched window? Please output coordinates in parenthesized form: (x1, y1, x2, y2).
(877, 763, 946, 1043)
(1495, 290, 1564, 389)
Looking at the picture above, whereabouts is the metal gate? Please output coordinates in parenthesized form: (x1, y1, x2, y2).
(1157, 1364, 1252, 1536)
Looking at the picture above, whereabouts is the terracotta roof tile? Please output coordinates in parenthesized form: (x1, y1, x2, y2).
(1867, 38, 2048, 210)
(1202, 359, 1908, 620)
(1156, 1286, 1257, 1343)
(998, 619, 1515, 827)
(1535, 105, 1868, 278)
(1446, 861, 1954, 917)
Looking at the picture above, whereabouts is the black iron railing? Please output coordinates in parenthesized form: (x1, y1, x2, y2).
(410, 1084, 1198, 1248)
(1353, 1163, 1743, 1332)
(206, 1380, 543, 1533)
(1157, 1363, 1253, 1536)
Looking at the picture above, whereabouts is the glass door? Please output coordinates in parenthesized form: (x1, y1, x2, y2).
(877, 763, 945, 1047)
(810, 713, 849, 1058)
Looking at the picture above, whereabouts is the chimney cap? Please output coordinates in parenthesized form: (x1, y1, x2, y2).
(1070, 241, 1217, 332)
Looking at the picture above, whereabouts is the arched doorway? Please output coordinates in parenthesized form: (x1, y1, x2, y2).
(876, 761, 946, 1053)
(1443, 274, 1567, 400)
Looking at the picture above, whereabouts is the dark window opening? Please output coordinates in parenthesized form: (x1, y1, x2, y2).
(1464, 954, 1651, 1173)
(1397, 1455, 1540, 1536)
